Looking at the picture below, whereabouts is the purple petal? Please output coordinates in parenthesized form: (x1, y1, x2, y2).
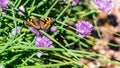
(94, 0, 114, 13)
(18, 5, 25, 14)
(75, 21, 93, 37)
(29, 27, 41, 36)
(11, 26, 21, 35)
(50, 26, 58, 33)
(72, 0, 79, 6)
(2, 9, 6, 14)
(0, 0, 8, 8)
(35, 35, 53, 48)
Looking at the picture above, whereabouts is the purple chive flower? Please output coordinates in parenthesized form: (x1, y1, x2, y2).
(72, 0, 79, 6)
(29, 27, 41, 36)
(50, 26, 58, 33)
(94, 0, 114, 13)
(0, 0, 8, 8)
(75, 21, 93, 37)
(35, 36, 54, 48)
(11, 26, 21, 35)
(18, 5, 25, 14)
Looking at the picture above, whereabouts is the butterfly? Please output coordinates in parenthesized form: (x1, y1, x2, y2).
(25, 18, 55, 29)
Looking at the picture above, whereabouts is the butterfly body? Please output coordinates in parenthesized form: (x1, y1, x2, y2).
(25, 18, 55, 29)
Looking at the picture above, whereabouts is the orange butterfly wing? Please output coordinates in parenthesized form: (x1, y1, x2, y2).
(25, 18, 55, 29)
(40, 18, 55, 29)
